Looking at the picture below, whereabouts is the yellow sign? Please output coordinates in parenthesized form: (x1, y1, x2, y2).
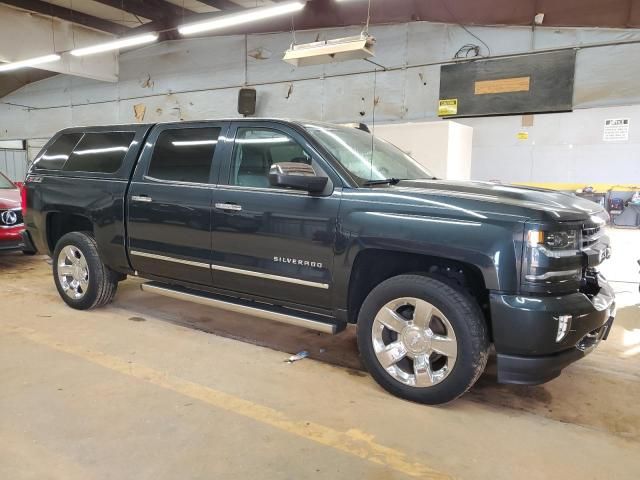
(517, 131, 529, 140)
(438, 99, 458, 116)
(475, 76, 531, 95)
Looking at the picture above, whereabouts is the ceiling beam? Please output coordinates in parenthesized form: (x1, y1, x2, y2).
(0, 0, 129, 35)
(0, 4, 119, 83)
(92, 0, 195, 21)
(197, 0, 242, 10)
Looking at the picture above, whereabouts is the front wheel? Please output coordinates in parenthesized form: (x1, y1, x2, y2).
(52, 231, 118, 310)
(357, 274, 489, 405)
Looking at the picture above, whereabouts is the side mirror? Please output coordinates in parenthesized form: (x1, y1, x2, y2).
(269, 162, 328, 194)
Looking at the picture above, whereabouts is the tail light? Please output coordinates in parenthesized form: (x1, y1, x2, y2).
(20, 183, 27, 217)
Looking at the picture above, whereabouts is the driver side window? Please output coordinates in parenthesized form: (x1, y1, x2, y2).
(230, 128, 313, 188)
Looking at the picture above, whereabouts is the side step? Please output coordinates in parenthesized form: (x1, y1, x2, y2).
(140, 282, 340, 334)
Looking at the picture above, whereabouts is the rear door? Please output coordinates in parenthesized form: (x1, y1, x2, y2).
(210, 121, 342, 310)
(127, 122, 230, 285)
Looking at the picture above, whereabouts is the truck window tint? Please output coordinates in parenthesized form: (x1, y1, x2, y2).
(63, 132, 135, 173)
(231, 128, 312, 188)
(34, 133, 82, 170)
(147, 127, 220, 183)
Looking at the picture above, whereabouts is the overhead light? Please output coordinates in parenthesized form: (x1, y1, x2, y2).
(0, 54, 61, 72)
(283, 34, 375, 67)
(70, 33, 158, 57)
(178, 1, 305, 36)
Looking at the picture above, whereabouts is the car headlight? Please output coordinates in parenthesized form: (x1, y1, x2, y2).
(526, 229, 579, 251)
(522, 226, 583, 293)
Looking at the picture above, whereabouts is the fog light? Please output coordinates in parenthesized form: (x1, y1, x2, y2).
(555, 315, 572, 342)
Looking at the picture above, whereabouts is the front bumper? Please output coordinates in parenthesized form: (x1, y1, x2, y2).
(0, 225, 26, 251)
(490, 274, 615, 385)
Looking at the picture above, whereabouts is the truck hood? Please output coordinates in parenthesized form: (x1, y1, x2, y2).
(393, 179, 605, 223)
(0, 188, 20, 210)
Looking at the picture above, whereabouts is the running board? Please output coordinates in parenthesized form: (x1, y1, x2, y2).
(140, 282, 339, 334)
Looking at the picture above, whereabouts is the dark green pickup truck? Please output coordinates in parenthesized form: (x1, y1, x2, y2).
(23, 119, 615, 404)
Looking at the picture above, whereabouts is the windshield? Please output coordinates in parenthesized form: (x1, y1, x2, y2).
(303, 122, 434, 185)
(0, 172, 15, 189)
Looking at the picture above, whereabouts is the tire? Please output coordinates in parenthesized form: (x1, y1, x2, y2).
(357, 274, 489, 405)
(52, 231, 118, 310)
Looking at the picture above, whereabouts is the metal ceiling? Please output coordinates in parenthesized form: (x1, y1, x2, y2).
(0, 0, 638, 98)
(2, 0, 639, 38)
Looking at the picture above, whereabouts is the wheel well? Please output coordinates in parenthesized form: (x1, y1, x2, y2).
(46, 213, 93, 253)
(347, 249, 491, 332)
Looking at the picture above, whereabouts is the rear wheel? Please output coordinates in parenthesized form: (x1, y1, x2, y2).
(52, 232, 118, 310)
(357, 274, 489, 404)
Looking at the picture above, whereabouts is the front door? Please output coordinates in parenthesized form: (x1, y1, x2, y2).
(127, 122, 229, 285)
(211, 122, 342, 310)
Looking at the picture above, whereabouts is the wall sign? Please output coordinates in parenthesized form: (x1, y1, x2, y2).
(438, 50, 575, 117)
(603, 118, 629, 141)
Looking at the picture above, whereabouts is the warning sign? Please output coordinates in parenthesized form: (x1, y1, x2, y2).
(438, 99, 458, 116)
(603, 118, 629, 141)
(516, 131, 529, 140)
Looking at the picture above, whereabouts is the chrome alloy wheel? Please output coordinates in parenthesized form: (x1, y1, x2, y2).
(371, 297, 457, 387)
(57, 246, 89, 300)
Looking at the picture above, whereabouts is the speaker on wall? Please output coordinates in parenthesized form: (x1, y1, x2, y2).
(238, 88, 256, 116)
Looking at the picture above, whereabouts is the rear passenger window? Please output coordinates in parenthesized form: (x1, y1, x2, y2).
(147, 127, 220, 183)
(63, 132, 134, 173)
(34, 133, 82, 170)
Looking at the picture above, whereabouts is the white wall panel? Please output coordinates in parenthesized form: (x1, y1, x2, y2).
(402, 65, 440, 120)
(574, 44, 640, 108)
(117, 37, 246, 99)
(464, 104, 640, 183)
(7, 75, 72, 109)
(71, 102, 119, 126)
(254, 80, 324, 120)
(0, 149, 28, 181)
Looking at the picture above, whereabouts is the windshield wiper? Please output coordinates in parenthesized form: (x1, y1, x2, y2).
(363, 178, 403, 186)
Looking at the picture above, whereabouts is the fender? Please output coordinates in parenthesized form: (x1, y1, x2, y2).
(331, 193, 526, 312)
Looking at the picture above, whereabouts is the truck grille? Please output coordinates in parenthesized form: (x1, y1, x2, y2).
(0, 208, 23, 227)
(582, 225, 602, 249)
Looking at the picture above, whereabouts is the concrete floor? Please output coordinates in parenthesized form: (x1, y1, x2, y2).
(1, 227, 639, 479)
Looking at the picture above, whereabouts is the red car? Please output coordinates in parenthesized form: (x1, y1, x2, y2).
(0, 171, 32, 254)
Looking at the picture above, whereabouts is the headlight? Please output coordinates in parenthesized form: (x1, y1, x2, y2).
(522, 226, 583, 293)
(527, 229, 579, 251)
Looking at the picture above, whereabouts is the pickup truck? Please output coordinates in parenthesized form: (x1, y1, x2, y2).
(23, 119, 616, 404)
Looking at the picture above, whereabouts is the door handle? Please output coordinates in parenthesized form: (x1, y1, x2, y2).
(215, 202, 242, 212)
(131, 195, 153, 203)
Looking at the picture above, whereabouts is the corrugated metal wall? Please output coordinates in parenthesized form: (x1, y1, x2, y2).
(0, 149, 28, 181)
(0, 21, 639, 183)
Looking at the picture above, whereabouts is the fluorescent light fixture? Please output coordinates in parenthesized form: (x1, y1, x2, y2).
(178, 1, 305, 36)
(0, 54, 61, 72)
(283, 34, 375, 67)
(70, 33, 158, 57)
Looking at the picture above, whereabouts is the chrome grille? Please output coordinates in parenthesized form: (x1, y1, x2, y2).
(581, 225, 602, 249)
